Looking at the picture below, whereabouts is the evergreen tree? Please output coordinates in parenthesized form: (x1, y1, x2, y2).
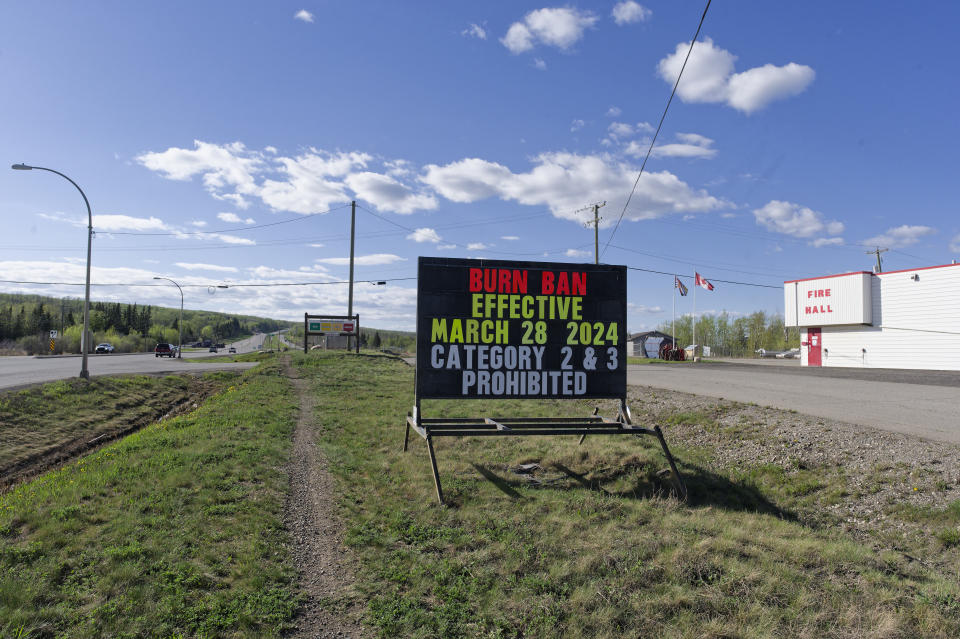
(372, 331, 382, 348)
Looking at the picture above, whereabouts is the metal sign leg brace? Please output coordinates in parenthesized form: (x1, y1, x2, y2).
(404, 400, 687, 505)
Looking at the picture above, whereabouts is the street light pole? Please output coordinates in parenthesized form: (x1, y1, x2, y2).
(13, 163, 94, 378)
(153, 277, 183, 358)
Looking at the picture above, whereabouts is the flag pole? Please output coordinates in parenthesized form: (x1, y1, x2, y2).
(672, 277, 676, 350)
(693, 274, 697, 361)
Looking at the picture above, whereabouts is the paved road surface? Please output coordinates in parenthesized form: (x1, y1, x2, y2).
(628, 362, 960, 444)
(0, 346, 258, 391)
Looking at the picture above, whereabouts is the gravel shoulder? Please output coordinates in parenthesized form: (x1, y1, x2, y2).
(283, 359, 365, 638)
(629, 384, 960, 551)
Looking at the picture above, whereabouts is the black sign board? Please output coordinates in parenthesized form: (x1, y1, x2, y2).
(416, 257, 627, 400)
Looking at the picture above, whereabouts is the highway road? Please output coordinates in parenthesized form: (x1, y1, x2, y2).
(628, 362, 960, 444)
(0, 336, 263, 391)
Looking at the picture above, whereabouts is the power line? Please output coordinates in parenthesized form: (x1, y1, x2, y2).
(0, 277, 417, 288)
(626, 266, 781, 289)
(105, 204, 352, 236)
(607, 243, 790, 280)
(601, 0, 713, 259)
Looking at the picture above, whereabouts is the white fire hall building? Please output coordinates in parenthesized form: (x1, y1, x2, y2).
(784, 262, 960, 370)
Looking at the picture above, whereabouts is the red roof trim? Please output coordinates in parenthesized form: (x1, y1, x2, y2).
(784, 262, 960, 284)
(783, 271, 872, 284)
(877, 262, 960, 276)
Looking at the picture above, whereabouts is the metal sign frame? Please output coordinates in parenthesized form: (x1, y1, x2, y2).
(404, 257, 685, 505)
(303, 313, 359, 354)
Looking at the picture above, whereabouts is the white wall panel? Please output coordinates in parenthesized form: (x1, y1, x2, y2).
(795, 264, 960, 370)
(785, 272, 872, 326)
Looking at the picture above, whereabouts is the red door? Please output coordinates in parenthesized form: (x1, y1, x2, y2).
(807, 328, 822, 367)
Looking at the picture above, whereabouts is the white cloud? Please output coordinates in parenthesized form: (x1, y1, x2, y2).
(565, 248, 591, 258)
(467, 242, 490, 251)
(343, 172, 437, 214)
(190, 220, 207, 228)
(35, 210, 168, 232)
(606, 106, 621, 117)
(421, 152, 724, 224)
(209, 233, 255, 245)
(753, 201, 844, 244)
(294, 9, 314, 23)
(607, 122, 635, 138)
(174, 262, 239, 273)
(437, 244, 457, 250)
(647, 132, 717, 159)
(863, 225, 936, 249)
(612, 2, 651, 25)
(570, 119, 585, 132)
(501, 235, 520, 241)
(462, 23, 487, 39)
(406, 228, 442, 243)
(658, 38, 814, 113)
(315, 254, 406, 266)
(217, 212, 255, 225)
(95, 214, 169, 232)
(534, 58, 547, 70)
(501, 7, 598, 53)
(629, 303, 664, 314)
(502, 22, 534, 53)
(139, 143, 437, 215)
(951, 234, 960, 253)
(137, 140, 263, 208)
(810, 237, 844, 248)
(259, 150, 368, 214)
(308, 243, 325, 248)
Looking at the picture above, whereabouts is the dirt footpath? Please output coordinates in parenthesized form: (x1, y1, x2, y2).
(283, 360, 365, 638)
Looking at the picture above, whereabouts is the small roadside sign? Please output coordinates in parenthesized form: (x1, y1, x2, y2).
(50, 330, 58, 339)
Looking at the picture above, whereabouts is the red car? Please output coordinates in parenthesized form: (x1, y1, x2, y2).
(154, 343, 175, 358)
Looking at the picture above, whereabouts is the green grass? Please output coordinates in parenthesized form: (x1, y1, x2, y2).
(0, 358, 300, 637)
(0, 374, 230, 473)
(189, 351, 276, 364)
(295, 350, 960, 638)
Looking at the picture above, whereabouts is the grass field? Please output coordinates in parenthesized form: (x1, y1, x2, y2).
(0, 361, 300, 637)
(295, 351, 960, 638)
(0, 374, 231, 484)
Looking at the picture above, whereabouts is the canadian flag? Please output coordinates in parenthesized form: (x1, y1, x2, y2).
(695, 272, 714, 291)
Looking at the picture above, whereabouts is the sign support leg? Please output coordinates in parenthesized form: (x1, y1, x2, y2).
(426, 433, 444, 505)
(652, 425, 687, 500)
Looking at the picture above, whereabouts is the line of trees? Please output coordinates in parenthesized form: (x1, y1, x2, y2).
(0, 293, 291, 355)
(653, 311, 800, 357)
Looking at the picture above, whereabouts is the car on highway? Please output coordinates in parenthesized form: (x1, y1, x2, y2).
(228, 347, 237, 353)
(154, 343, 175, 358)
(209, 346, 218, 352)
(95, 343, 115, 354)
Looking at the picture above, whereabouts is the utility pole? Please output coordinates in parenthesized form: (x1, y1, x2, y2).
(347, 200, 356, 351)
(866, 247, 888, 273)
(577, 201, 606, 264)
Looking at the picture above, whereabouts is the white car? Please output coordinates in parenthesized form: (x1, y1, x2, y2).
(95, 343, 115, 354)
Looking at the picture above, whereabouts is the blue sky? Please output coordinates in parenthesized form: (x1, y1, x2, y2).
(2, 1, 959, 331)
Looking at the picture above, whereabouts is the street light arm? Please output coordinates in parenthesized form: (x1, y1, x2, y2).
(19, 165, 93, 226)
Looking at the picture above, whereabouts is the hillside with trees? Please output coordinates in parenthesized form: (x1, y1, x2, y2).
(0, 293, 292, 355)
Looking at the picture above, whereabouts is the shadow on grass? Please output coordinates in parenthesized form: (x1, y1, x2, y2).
(471, 463, 525, 500)
(468, 458, 796, 521)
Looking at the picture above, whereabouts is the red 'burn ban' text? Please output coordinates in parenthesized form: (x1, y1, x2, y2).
(468, 268, 587, 296)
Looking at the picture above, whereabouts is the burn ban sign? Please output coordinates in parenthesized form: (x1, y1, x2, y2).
(416, 257, 627, 399)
